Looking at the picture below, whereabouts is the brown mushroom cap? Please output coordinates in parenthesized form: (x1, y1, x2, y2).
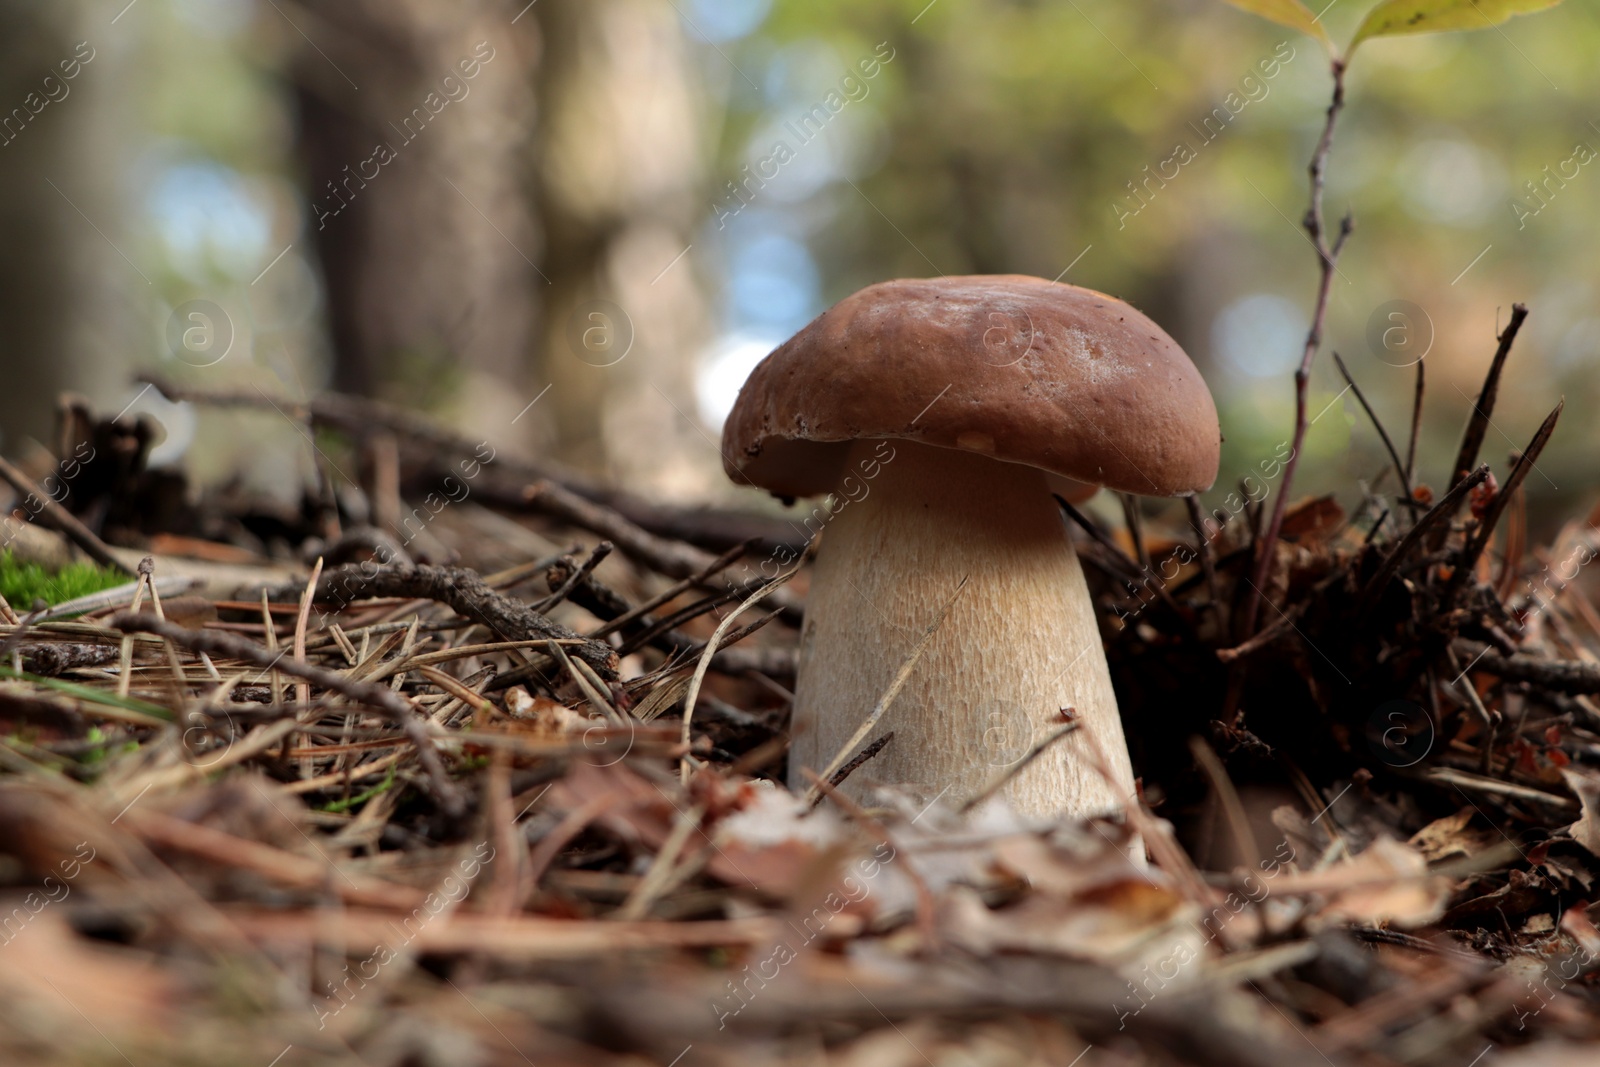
(721, 274, 1221, 499)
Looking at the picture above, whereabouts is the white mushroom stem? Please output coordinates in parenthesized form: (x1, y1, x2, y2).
(790, 439, 1136, 823)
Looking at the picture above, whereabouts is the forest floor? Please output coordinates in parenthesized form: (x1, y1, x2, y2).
(1, 380, 1598, 1067)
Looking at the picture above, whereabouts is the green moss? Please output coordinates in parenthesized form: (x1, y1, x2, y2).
(0, 550, 127, 611)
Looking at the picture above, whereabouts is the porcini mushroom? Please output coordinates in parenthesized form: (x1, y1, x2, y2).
(721, 275, 1220, 821)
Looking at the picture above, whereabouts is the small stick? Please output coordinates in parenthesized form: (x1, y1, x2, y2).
(1058, 494, 1189, 630)
(1240, 57, 1353, 641)
(1220, 561, 1349, 663)
(1463, 643, 1600, 695)
(1445, 648, 1496, 774)
(1184, 495, 1221, 614)
(1214, 605, 1301, 662)
(1447, 303, 1529, 493)
(0, 454, 134, 575)
(367, 432, 402, 536)
(121, 806, 424, 909)
(140, 558, 195, 709)
(1362, 508, 1390, 547)
(1423, 766, 1575, 809)
(729, 734, 790, 777)
(670, 610, 782, 672)
(1445, 399, 1564, 605)
(617, 587, 743, 656)
(1246, 481, 1265, 544)
(827, 732, 893, 789)
(114, 564, 152, 701)
(531, 541, 614, 613)
(1405, 358, 1425, 489)
(143, 375, 800, 556)
(525, 792, 625, 888)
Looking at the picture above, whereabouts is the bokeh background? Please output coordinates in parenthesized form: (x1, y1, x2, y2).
(1, 0, 1596, 533)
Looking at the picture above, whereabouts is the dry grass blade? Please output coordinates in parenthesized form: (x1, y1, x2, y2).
(292, 555, 323, 708)
(546, 638, 619, 721)
(1332, 350, 1413, 503)
(414, 664, 494, 719)
(679, 566, 799, 782)
(613, 802, 705, 921)
(120, 806, 422, 908)
(1188, 735, 1261, 868)
(525, 478, 806, 622)
(1422, 766, 1575, 809)
(959, 719, 1080, 814)
(615, 587, 742, 657)
(34, 576, 200, 622)
(293, 562, 618, 678)
(589, 539, 753, 639)
(105, 611, 465, 816)
(403, 638, 590, 669)
(282, 748, 406, 795)
(633, 608, 782, 694)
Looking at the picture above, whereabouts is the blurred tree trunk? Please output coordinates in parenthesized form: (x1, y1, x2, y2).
(290, 0, 540, 451)
(292, 0, 713, 495)
(531, 0, 712, 495)
(0, 1, 128, 452)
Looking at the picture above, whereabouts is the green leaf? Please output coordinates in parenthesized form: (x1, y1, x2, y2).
(316, 764, 399, 813)
(0, 666, 174, 723)
(1350, 0, 1566, 50)
(1214, 0, 1333, 43)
